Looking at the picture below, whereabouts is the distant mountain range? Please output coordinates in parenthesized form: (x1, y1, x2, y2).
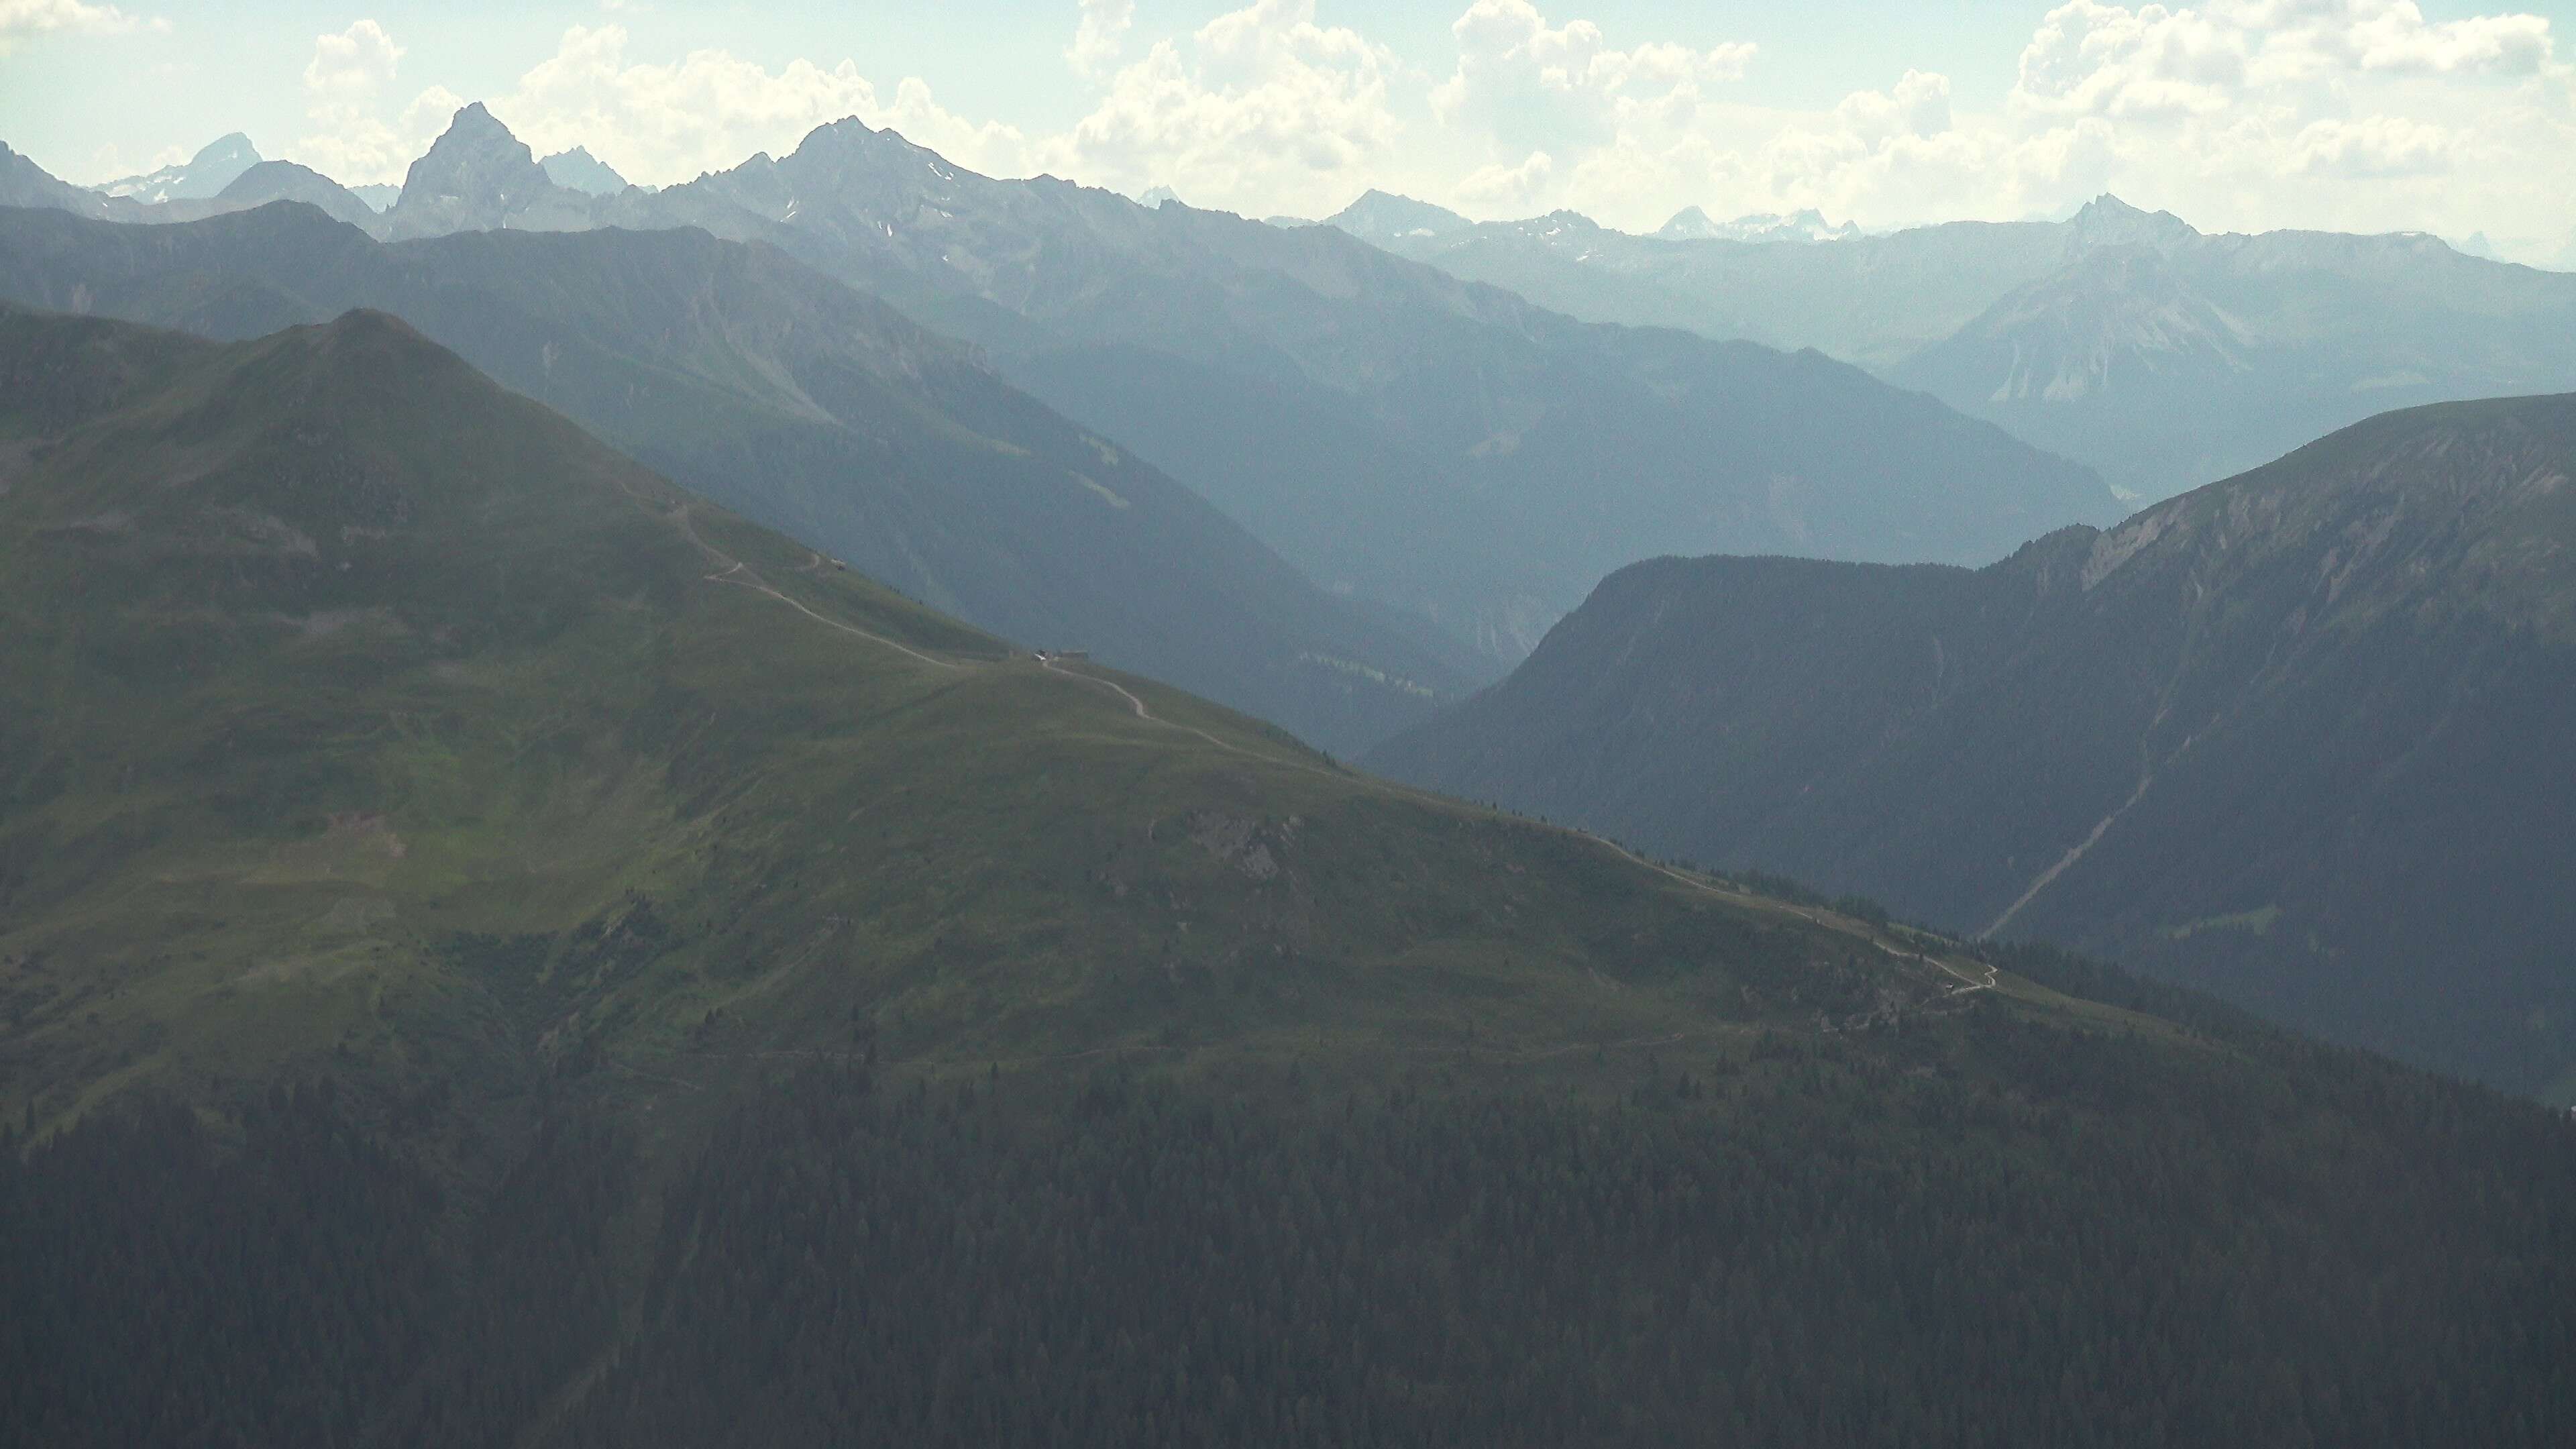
(586, 115, 2116, 659)
(42, 127, 2575, 515)
(0, 113, 2120, 665)
(0, 202, 1479, 754)
(1371, 392, 2576, 1097)
(1337, 191, 2576, 501)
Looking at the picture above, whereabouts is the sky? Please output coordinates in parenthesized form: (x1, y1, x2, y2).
(4, 0, 2573, 261)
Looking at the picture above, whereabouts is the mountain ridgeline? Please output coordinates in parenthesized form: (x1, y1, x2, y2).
(0, 201, 1480, 755)
(1371, 393, 2576, 1096)
(2, 304, 2573, 1445)
(592, 116, 2121, 658)
(31, 117, 2576, 517)
(1339, 191, 2576, 502)
(0, 109, 2119, 663)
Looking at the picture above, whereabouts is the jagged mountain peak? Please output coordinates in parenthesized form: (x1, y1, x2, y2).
(387, 103, 586, 238)
(193, 132, 259, 166)
(402, 103, 542, 188)
(770, 118, 977, 197)
(2071, 193, 2199, 250)
(1658, 205, 1716, 236)
(444, 100, 510, 136)
(792, 117, 937, 161)
(539, 145, 629, 196)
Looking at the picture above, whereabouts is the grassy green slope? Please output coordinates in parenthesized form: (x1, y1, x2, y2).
(0, 305, 2046, 1162)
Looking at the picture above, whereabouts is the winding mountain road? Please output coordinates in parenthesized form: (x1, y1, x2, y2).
(704, 561, 959, 671)
(1036, 658, 2000, 1001)
(676, 514, 2006, 1011)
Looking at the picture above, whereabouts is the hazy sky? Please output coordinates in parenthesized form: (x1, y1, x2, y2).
(5, 1, 2572, 258)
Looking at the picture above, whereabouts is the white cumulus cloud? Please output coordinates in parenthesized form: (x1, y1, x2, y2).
(1067, 0, 1134, 79)
(1456, 148, 1555, 209)
(2288, 113, 2455, 176)
(1035, 0, 1403, 218)
(1433, 0, 1756, 151)
(303, 18, 402, 97)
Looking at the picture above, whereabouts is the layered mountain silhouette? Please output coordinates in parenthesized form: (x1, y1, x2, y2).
(38, 123, 2571, 511)
(571, 113, 2116, 659)
(0, 202, 1477, 753)
(0, 111, 2121, 663)
(1371, 394, 2576, 1095)
(1346, 191, 2576, 500)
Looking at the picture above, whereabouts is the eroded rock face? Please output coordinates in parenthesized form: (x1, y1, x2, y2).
(1183, 812, 1293, 881)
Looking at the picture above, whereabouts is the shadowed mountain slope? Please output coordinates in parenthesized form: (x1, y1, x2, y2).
(1371, 394, 2576, 1095)
(215, 160, 378, 227)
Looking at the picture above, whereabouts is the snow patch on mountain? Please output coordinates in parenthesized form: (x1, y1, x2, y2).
(93, 134, 260, 204)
